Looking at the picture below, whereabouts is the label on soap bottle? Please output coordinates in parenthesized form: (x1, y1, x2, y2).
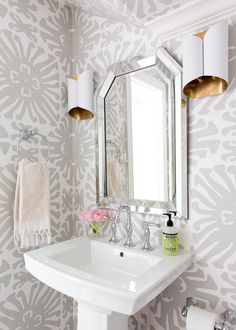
(162, 233, 178, 256)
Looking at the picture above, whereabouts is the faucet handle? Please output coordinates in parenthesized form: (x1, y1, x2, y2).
(142, 221, 161, 251)
(144, 221, 161, 228)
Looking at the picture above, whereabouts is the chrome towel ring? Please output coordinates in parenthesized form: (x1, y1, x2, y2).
(17, 129, 51, 161)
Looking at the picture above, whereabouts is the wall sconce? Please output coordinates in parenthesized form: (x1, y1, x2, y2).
(183, 21, 228, 99)
(68, 70, 94, 120)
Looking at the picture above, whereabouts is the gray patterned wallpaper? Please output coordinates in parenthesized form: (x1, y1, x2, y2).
(1, 0, 236, 330)
(0, 0, 74, 329)
(73, 8, 236, 330)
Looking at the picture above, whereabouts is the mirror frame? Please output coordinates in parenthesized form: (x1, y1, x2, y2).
(95, 47, 188, 219)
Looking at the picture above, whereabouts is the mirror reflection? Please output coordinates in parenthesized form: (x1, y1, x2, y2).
(105, 67, 169, 202)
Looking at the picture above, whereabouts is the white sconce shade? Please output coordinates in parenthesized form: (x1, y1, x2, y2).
(183, 21, 228, 99)
(68, 70, 94, 120)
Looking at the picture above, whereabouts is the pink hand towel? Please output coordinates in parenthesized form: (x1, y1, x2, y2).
(14, 159, 51, 248)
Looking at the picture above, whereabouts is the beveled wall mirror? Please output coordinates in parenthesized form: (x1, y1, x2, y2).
(96, 47, 188, 219)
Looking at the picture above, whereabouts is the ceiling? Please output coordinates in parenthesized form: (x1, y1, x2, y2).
(120, 0, 192, 24)
(65, 0, 197, 27)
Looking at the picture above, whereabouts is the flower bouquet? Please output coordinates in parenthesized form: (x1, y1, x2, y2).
(80, 209, 109, 237)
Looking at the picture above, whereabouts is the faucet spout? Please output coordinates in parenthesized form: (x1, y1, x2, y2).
(122, 205, 135, 247)
(109, 205, 135, 247)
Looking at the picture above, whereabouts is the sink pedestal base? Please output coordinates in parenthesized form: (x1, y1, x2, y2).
(77, 302, 128, 330)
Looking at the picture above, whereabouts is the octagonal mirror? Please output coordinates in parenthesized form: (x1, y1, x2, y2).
(95, 47, 188, 218)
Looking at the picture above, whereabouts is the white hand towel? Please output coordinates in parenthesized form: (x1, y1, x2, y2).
(14, 159, 51, 248)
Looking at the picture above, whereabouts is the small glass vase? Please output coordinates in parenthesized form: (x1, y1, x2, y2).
(86, 220, 105, 238)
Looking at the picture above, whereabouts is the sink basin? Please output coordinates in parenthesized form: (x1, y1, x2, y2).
(24, 236, 192, 330)
(51, 239, 160, 289)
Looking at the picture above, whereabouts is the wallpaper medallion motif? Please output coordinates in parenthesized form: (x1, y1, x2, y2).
(0, 0, 73, 329)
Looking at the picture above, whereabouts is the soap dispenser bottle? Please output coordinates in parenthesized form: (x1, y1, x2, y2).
(162, 211, 178, 256)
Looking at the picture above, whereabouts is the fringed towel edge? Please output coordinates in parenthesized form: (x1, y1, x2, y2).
(14, 229, 51, 249)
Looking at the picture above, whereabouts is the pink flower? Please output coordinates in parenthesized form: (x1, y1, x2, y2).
(80, 209, 109, 222)
(92, 210, 108, 220)
(80, 211, 93, 221)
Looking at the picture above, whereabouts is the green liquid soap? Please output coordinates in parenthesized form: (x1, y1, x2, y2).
(162, 211, 179, 256)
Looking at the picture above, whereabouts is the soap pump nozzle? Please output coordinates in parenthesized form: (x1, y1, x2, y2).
(162, 210, 178, 256)
(169, 210, 177, 216)
(163, 211, 177, 227)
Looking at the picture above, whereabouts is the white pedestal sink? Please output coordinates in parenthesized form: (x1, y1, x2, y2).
(24, 237, 192, 330)
(78, 303, 128, 330)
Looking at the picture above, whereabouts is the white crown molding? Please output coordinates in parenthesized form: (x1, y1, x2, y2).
(146, 0, 236, 42)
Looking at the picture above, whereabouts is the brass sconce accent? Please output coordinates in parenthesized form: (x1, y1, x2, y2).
(183, 21, 228, 99)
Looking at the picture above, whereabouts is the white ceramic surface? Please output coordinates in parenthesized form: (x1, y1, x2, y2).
(24, 236, 193, 316)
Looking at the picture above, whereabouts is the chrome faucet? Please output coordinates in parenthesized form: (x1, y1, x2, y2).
(109, 205, 135, 247)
